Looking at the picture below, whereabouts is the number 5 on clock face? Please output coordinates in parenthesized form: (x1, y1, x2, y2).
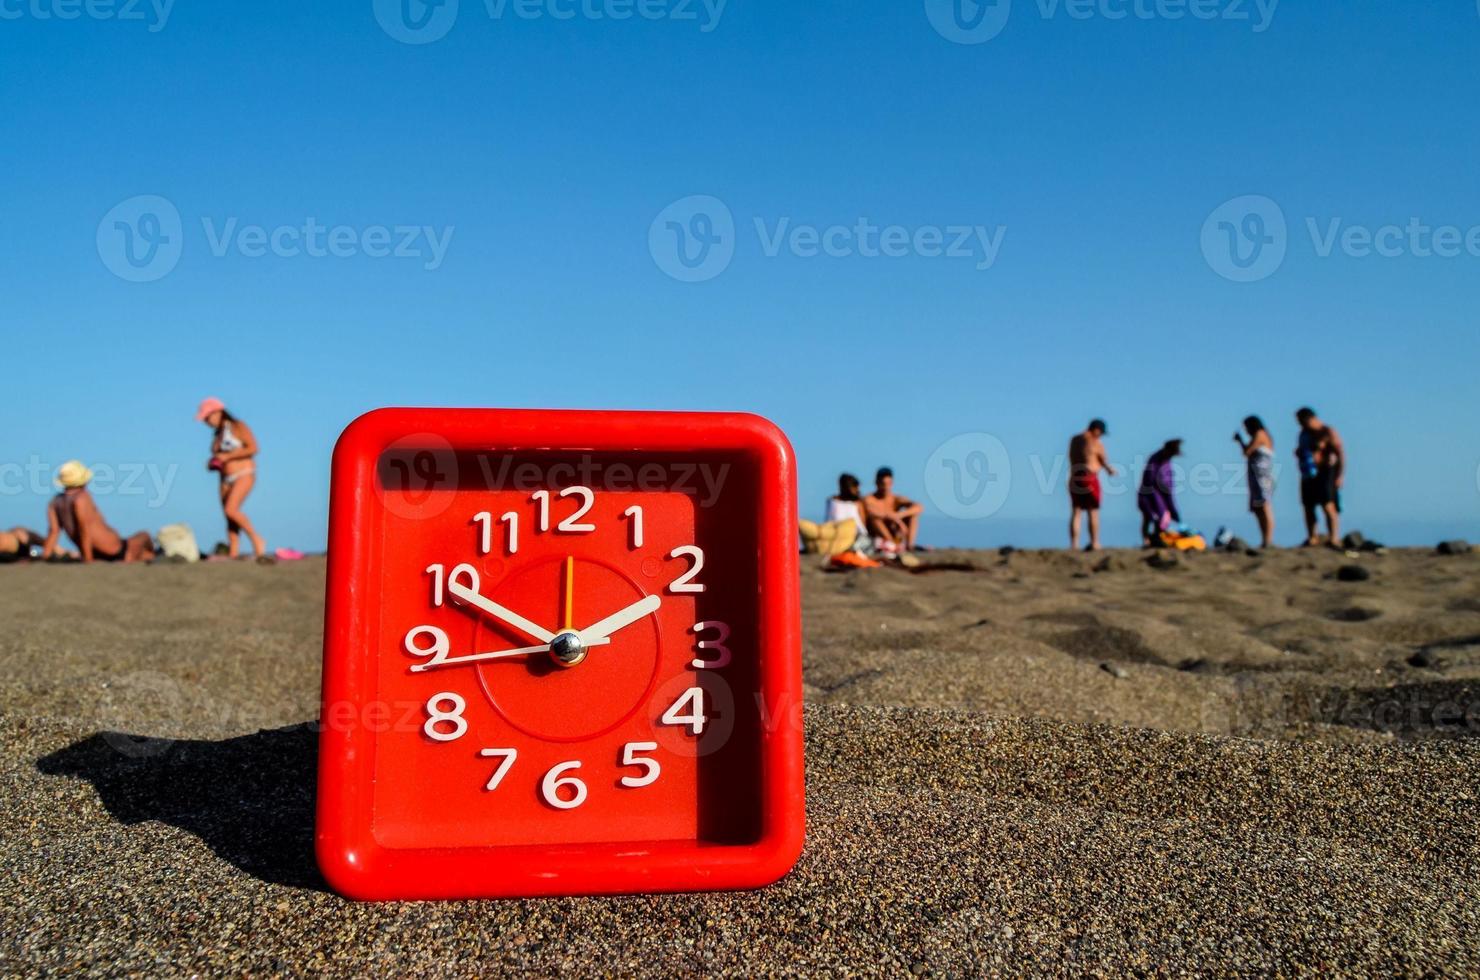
(318, 408, 804, 900)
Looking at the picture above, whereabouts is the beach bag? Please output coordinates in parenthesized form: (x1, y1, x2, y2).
(157, 523, 201, 562)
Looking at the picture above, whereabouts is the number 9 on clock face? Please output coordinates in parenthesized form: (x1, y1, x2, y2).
(316, 408, 804, 900)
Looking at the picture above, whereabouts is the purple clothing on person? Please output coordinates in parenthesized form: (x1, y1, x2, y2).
(1138, 450, 1180, 529)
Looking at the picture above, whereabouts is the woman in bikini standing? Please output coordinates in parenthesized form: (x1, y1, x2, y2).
(1234, 415, 1275, 549)
(197, 397, 268, 559)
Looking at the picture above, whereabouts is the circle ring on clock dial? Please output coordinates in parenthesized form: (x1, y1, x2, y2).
(472, 555, 663, 743)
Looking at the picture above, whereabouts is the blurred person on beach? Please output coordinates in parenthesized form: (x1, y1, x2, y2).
(1138, 439, 1183, 545)
(862, 467, 925, 554)
(1068, 419, 1116, 551)
(1294, 407, 1344, 547)
(0, 527, 48, 563)
(1234, 416, 1275, 549)
(799, 473, 868, 556)
(43, 461, 155, 563)
(197, 397, 268, 559)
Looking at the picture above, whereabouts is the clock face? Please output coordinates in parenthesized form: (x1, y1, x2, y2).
(317, 410, 803, 899)
(369, 449, 762, 850)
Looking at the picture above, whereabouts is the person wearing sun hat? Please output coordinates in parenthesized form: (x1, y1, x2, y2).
(43, 460, 156, 563)
(196, 397, 269, 559)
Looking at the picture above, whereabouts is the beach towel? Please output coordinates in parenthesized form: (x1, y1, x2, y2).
(1159, 530, 1207, 552)
(157, 523, 200, 562)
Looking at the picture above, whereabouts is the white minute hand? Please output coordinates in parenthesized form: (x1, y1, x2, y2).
(578, 593, 662, 645)
(447, 581, 557, 645)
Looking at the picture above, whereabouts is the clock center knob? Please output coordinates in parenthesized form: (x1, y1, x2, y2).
(548, 631, 587, 668)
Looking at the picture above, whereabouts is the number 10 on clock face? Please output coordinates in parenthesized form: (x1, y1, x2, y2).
(317, 409, 804, 900)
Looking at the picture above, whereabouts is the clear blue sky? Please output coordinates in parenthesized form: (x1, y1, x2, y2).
(3, 0, 1478, 549)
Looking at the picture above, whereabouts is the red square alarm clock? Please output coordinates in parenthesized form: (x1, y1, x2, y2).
(315, 408, 804, 900)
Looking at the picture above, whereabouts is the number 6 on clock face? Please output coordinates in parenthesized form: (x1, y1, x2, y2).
(318, 407, 804, 900)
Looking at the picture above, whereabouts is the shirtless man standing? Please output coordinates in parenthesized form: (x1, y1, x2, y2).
(1294, 407, 1345, 547)
(862, 467, 925, 553)
(1068, 419, 1116, 551)
(43, 460, 155, 563)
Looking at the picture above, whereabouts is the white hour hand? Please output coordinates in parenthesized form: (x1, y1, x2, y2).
(447, 581, 556, 644)
(578, 593, 662, 645)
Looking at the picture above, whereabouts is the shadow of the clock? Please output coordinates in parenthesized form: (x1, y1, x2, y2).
(36, 723, 324, 891)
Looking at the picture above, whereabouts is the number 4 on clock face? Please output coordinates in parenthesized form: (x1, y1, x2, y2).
(317, 407, 804, 900)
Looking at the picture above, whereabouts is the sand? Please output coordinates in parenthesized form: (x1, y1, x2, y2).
(2, 549, 1478, 975)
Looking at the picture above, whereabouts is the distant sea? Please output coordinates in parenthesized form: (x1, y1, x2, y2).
(924, 517, 1477, 551)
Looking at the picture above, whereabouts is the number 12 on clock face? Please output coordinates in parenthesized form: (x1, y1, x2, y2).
(317, 408, 804, 900)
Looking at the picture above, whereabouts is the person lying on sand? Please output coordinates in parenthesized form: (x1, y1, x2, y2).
(862, 467, 925, 554)
(1295, 407, 1344, 548)
(1068, 419, 1116, 551)
(43, 461, 155, 563)
(0, 527, 47, 563)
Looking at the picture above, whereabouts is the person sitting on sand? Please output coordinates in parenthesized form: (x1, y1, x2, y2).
(0, 527, 47, 563)
(800, 473, 870, 556)
(43, 461, 155, 563)
(1295, 407, 1344, 548)
(1234, 416, 1275, 549)
(1068, 419, 1116, 551)
(1138, 440, 1183, 546)
(197, 397, 268, 559)
(862, 467, 925, 555)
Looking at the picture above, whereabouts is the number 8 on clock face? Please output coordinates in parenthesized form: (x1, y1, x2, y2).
(316, 408, 804, 900)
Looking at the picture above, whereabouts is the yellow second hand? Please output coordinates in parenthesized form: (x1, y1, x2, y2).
(562, 556, 574, 631)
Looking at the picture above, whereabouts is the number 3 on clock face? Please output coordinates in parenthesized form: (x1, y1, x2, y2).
(317, 408, 804, 900)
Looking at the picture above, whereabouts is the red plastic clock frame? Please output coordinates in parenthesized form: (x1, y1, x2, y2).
(316, 407, 805, 900)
